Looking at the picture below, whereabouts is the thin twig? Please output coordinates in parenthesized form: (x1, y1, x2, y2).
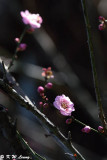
(16, 130, 46, 160)
(73, 117, 98, 133)
(8, 27, 27, 70)
(80, 0, 107, 133)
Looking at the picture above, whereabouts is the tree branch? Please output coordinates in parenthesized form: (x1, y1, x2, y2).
(80, 0, 107, 133)
(0, 59, 85, 160)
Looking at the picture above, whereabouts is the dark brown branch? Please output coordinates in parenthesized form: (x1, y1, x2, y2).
(0, 104, 31, 157)
(81, 0, 107, 134)
(0, 59, 85, 160)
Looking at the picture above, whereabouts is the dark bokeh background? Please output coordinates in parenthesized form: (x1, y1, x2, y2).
(0, 0, 107, 160)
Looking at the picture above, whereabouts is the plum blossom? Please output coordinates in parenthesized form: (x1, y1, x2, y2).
(53, 94, 75, 116)
(42, 67, 54, 79)
(20, 10, 42, 29)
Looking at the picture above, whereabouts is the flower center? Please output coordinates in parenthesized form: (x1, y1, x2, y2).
(61, 102, 68, 109)
(46, 71, 52, 76)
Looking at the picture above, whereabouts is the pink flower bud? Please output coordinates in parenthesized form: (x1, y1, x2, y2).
(45, 82, 53, 89)
(98, 23, 105, 30)
(17, 43, 27, 51)
(82, 126, 91, 133)
(39, 101, 43, 107)
(66, 118, 72, 124)
(37, 86, 44, 93)
(15, 37, 20, 43)
(98, 126, 104, 133)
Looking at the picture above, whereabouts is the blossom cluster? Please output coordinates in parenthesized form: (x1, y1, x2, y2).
(14, 10, 43, 53)
(37, 67, 54, 108)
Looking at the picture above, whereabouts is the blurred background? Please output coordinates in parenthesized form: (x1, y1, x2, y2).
(0, 0, 107, 159)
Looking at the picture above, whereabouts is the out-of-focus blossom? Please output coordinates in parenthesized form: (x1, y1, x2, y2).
(39, 102, 43, 107)
(17, 43, 27, 51)
(53, 94, 75, 116)
(42, 67, 54, 79)
(99, 16, 105, 21)
(45, 82, 53, 89)
(81, 126, 91, 133)
(15, 37, 20, 43)
(98, 23, 105, 30)
(66, 118, 72, 124)
(20, 10, 42, 29)
(46, 98, 48, 101)
(37, 86, 44, 94)
(98, 126, 104, 133)
(98, 16, 106, 30)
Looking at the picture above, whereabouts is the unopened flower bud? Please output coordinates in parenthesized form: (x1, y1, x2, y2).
(66, 118, 72, 124)
(98, 23, 105, 30)
(98, 126, 104, 133)
(46, 98, 48, 101)
(15, 37, 20, 43)
(37, 86, 44, 94)
(81, 126, 91, 133)
(39, 101, 43, 107)
(45, 82, 53, 89)
(99, 16, 105, 21)
(17, 43, 27, 51)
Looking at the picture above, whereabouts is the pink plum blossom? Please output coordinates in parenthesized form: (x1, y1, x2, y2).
(20, 10, 42, 29)
(53, 94, 75, 116)
(42, 67, 54, 79)
(82, 126, 91, 133)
